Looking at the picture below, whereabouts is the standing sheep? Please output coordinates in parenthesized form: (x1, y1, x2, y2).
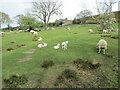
(62, 41, 68, 50)
(103, 30, 108, 34)
(96, 39, 107, 54)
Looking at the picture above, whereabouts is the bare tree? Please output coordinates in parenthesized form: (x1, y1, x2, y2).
(96, 0, 117, 14)
(95, 0, 118, 30)
(32, 0, 62, 27)
(76, 9, 92, 24)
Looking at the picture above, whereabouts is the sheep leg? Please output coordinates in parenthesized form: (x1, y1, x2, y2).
(103, 49, 105, 54)
(98, 48, 101, 53)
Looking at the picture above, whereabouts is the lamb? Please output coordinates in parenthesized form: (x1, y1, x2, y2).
(96, 39, 107, 54)
(89, 29, 93, 33)
(62, 41, 68, 50)
(103, 30, 108, 34)
(54, 43, 60, 49)
(38, 37, 43, 41)
(38, 43, 47, 48)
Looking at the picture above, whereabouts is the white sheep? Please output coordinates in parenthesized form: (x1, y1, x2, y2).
(62, 41, 68, 50)
(33, 31, 38, 37)
(96, 39, 107, 54)
(30, 30, 35, 34)
(19, 30, 22, 32)
(54, 43, 60, 49)
(67, 26, 70, 30)
(0, 32, 4, 34)
(52, 27, 55, 30)
(103, 30, 108, 34)
(38, 43, 47, 48)
(38, 37, 43, 41)
(89, 29, 94, 33)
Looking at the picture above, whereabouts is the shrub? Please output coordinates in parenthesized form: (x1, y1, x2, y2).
(3, 74, 28, 88)
(41, 60, 54, 68)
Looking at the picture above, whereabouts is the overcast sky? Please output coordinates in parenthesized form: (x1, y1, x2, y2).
(0, 0, 119, 28)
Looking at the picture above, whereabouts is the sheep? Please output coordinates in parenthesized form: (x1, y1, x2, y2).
(38, 37, 43, 41)
(47, 27, 50, 30)
(89, 29, 94, 33)
(0, 32, 4, 34)
(30, 30, 35, 34)
(62, 41, 68, 50)
(38, 43, 47, 48)
(103, 30, 108, 34)
(54, 43, 60, 49)
(19, 30, 22, 32)
(96, 39, 107, 54)
(52, 27, 55, 30)
(33, 31, 38, 37)
(66, 26, 70, 30)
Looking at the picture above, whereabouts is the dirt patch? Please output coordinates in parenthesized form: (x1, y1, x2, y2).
(19, 57, 32, 62)
(23, 49, 36, 54)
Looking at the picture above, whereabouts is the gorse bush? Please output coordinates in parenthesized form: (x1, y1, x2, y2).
(3, 74, 28, 88)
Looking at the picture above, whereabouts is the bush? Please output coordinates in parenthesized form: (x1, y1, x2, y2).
(73, 19, 81, 24)
(3, 74, 28, 88)
(41, 60, 54, 68)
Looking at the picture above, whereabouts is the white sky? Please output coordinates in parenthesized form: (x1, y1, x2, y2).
(0, 0, 119, 27)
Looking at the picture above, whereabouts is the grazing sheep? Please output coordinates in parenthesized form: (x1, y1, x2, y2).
(96, 39, 107, 54)
(47, 27, 50, 30)
(38, 37, 43, 41)
(30, 30, 35, 34)
(52, 27, 55, 30)
(89, 29, 94, 33)
(66, 26, 70, 30)
(62, 41, 68, 50)
(0, 32, 4, 34)
(38, 43, 47, 48)
(54, 43, 60, 49)
(19, 30, 22, 32)
(103, 30, 108, 34)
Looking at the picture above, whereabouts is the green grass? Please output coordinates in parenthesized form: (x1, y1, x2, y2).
(2, 24, 118, 88)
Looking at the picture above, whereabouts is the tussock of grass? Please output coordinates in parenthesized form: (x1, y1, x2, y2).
(3, 74, 28, 88)
(54, 69, 78, 88)
(41, 60, 54, 68)
(73, 58, 101, 70)
(7, 48, 14, 51)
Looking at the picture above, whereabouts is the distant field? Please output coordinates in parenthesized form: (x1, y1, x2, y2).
(2, 24, 118, 88)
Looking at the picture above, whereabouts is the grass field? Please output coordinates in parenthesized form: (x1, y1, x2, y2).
(2, 24, 119, 88)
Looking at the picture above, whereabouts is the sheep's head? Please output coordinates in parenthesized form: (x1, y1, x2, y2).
(66, 41, 68, 44)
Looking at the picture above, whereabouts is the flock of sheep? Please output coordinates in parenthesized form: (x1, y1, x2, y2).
(0, 27, 108, 54)
(29, 28, 108, 54)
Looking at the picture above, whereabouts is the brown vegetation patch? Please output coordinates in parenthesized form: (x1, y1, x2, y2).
(10, 41, 16, 43)
(111, 36, 120, 39)
(7, 48, 14, 51)
(101, 35, 112, 37)
(19, 57, 32, 62)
